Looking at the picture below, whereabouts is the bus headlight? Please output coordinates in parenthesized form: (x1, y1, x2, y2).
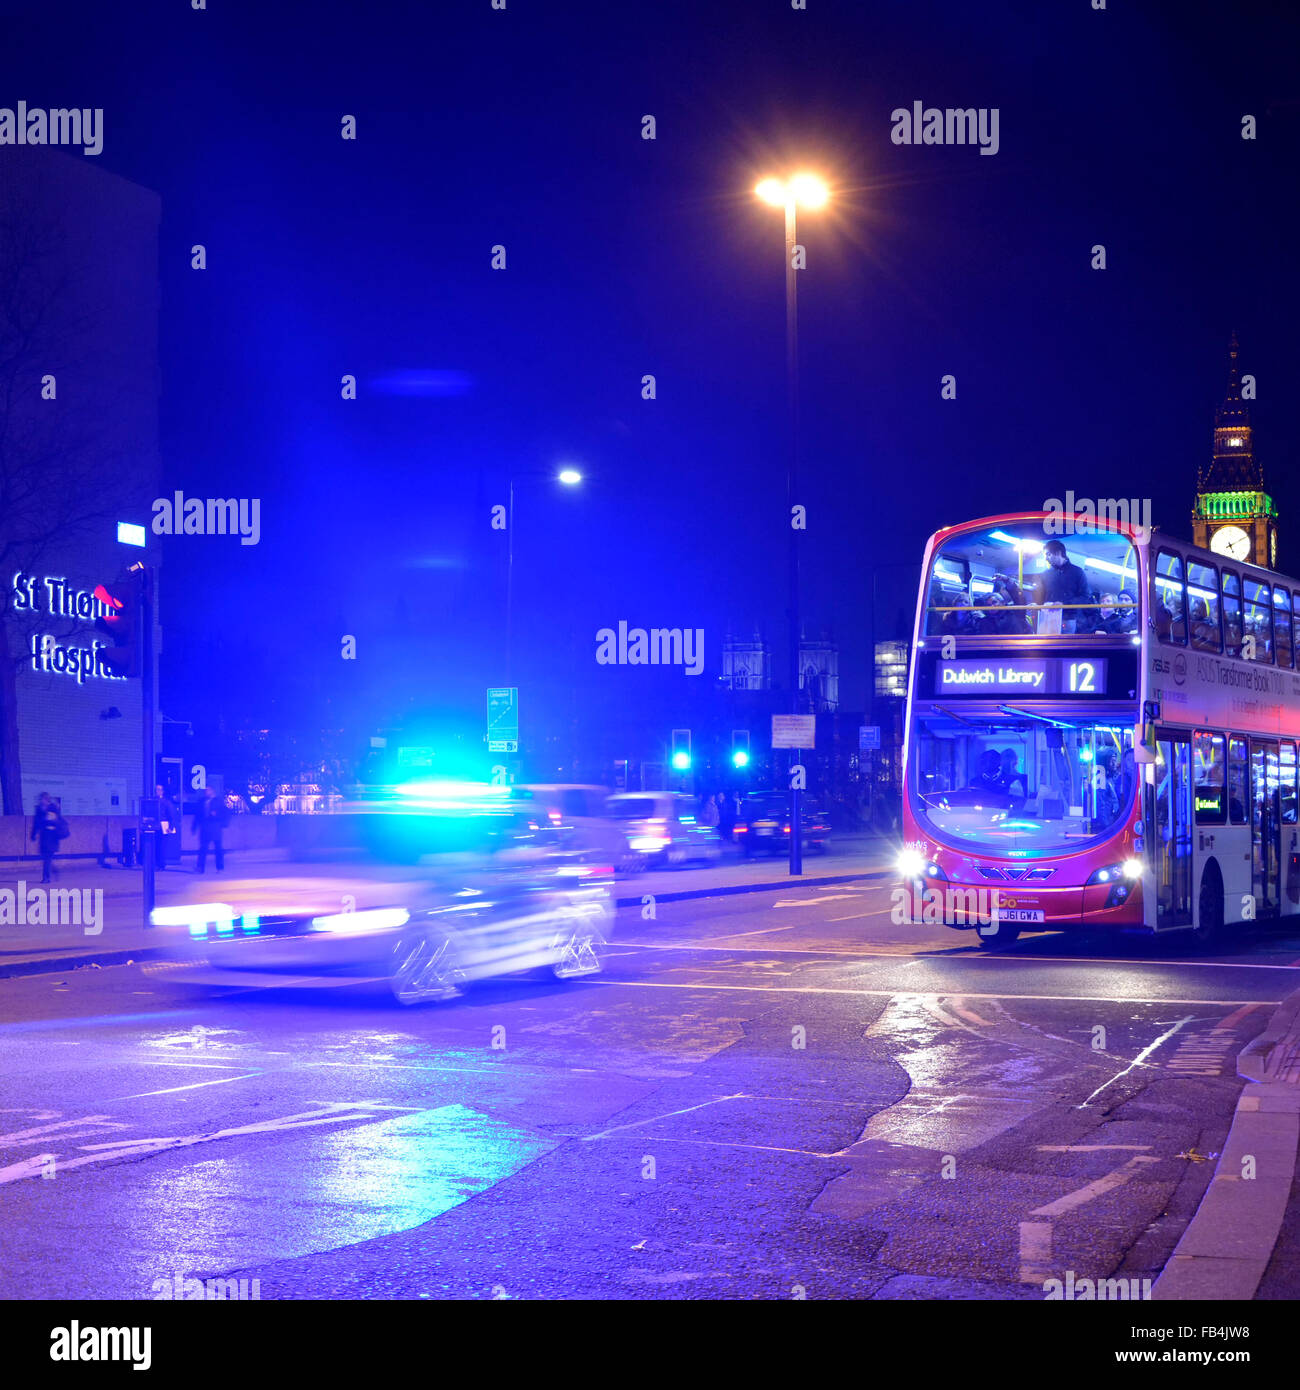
(897, 848, 927, 878)
(1122, 857, 1143, 880)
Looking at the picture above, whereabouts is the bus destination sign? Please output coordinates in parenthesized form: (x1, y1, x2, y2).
(934, 657, 1109, 696)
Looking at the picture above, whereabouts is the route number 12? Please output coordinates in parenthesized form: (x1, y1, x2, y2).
(1068, 661, 1097, 693)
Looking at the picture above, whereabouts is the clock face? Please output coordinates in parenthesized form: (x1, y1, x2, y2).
(1210, 525, 1252, 561)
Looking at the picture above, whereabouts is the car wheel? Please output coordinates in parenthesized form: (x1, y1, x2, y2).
(976, 923, 1020, 951)
(389, 929, 462, 1005)
(1191, 864, 1225, 949)
(552, 921, 605, 980)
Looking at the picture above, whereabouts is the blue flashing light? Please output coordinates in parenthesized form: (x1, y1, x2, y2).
(732, 749, 750, 768)
(671, 751, 691, 771)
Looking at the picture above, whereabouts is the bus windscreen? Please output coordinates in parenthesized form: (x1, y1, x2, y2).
(911, 711, 1137, 852)
(925, 520, 1139, 638)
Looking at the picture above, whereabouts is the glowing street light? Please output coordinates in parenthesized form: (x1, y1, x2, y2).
(753, 172, 830, 209)
(557, 467, 582, 485)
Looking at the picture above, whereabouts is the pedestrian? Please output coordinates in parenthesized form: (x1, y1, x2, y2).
(718, 792, 736, 841)
(699, 793, 719, 828)
(193, 787, 230, 873)
(31, 791, 68, 883)
(155, 783, 179, 870)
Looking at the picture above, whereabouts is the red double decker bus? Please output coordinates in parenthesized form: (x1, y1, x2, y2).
(899, 511, 1300, 948)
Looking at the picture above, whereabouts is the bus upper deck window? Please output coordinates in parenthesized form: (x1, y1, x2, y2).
(1273, 587, 1293, 669)
(1243, 577, 1274, 663)
(1187, 560, 1222, 653)
(1221, 570, 1242, 658)
(1154, 551, 1187, 645)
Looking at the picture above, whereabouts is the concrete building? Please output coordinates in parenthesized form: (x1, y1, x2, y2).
(0, 148, 160, 816)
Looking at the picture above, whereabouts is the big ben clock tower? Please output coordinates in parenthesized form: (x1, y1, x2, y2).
(1192, 334, 1278, 568)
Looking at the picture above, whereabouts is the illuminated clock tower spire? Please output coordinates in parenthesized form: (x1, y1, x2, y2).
(1192, 333, 1278, 567)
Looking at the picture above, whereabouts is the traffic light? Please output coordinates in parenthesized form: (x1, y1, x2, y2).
(731, 729, 750, 769)
(671, 728, 691, 771)
(93, 572, 142, 678)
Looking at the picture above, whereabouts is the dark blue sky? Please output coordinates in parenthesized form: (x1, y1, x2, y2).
(5, 0, 1298, 752)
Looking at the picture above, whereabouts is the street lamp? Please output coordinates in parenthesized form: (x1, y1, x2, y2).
(506, 467, 584, 684)
(755, 171, 830, 876)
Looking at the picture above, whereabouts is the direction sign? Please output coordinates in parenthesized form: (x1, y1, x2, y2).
(859, 725, 881, 751)
(771, 714, 815, 749)
(487, 687, 518, 753)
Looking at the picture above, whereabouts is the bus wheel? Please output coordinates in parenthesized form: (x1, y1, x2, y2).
(1192, 865, 1225, 949)
(977, 923, 1020, 950)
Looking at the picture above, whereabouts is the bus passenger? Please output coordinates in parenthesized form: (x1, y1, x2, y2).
(1033, 540, 1091, 633)
(1091, 593, 1130, 635)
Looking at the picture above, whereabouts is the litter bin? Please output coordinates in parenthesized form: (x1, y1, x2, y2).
(121, 826, 138, 868)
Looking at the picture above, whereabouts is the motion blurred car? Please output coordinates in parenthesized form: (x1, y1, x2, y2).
(734, 792, 830, 857)
(508, 784, 629, 862)
(604, 791, 723, 872)
(149, 814, 614, 1005)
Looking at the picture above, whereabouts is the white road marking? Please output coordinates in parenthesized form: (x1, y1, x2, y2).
(580, 978, 1282, 1007)
(106, 1072, 264, 1101)
(1077, 1016, 1194, 1108)
(773, 895, 863, 907)
(1019, 1155, 1161, 1282)
(612, 940, 1300, 969)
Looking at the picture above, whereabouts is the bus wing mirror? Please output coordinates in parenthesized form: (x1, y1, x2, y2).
(1133, 723, 1157, 764)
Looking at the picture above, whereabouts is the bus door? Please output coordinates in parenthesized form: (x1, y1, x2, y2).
(1148, 732, 1193, 928)
(1250, 740, 1280, 918)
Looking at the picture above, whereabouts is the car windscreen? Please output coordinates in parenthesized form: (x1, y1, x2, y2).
(607, 798, 657, 819)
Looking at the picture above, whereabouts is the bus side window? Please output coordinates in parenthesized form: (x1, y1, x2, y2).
(1222, 570, 1242, 658)
(1274, 587, 1294, 669)
(1282, 741, 1297, 826)
(1188, 560, 1221, 653)
(1193, 730, 1226, 824)
(1243, 578, 1274, 663)
(1155, 550, 1187, 645)
(1228, 736, 1249, 824)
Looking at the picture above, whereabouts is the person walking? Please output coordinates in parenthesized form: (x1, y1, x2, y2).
(155, 784, 179, 870)
(699, 793, 719, 828)
(193, 787, 230, 873)
(31, 792, 68, 883)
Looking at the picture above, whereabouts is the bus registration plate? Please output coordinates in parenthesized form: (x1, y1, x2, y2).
(990, 908, 1044, 925)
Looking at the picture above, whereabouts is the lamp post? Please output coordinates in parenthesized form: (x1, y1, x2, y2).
(755, 172, 829, 876)
(505, 467, 583, 686)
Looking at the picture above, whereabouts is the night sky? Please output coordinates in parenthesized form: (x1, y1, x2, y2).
(4, 0, 1298, 763)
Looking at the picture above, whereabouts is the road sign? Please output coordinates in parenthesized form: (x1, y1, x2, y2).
(771, 714, 815, 749)
(859, 725, 881, 751)
(487, 687, 518, 753)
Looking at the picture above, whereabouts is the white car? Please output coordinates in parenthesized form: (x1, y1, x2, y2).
(604, 792, 723, 871)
